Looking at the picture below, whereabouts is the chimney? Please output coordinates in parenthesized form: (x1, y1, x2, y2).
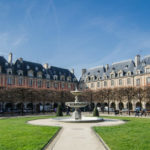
(82, 69, 86, 75)
(19, 57, 23, 63)
(105, 64, 109, 71)
(71, 68, 74, 74)
(135, 55, 140, 67)
(43, 63, 49, 69)
(8, 52, 13, 64)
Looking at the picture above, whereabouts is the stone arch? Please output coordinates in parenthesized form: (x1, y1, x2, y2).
(90, 103, 95, 111)
(5, 103, 13, 112)
(146, 103, 150, 111)
(119, 102, 124, 110)
(27, 103, 33, 109)
(96, 103, 101, 107)
(136, 102, 142, 109)
(16, 103, 24, 110)
(54, 103, 58, 109)
(110, 102, 116, 109)
(126, 102, 133, 110)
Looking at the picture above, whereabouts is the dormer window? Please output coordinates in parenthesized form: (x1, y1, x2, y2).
(46, 74, 50, 79)
(7, 69, 12, 75)
(146, 68, 150, 73)
(127, 71, 131, 76)
(136, 70, 141, 75)
(26, 65, 30, 69)
(60, 75, 65, 81)
(53, 75, 58, 80)
(118, 70, 123, 77)
(35, 67, 38, 71)
(67, 76, 71, 82)
(37, 72, 42, 78)
(110, 72, 115, 78)
(17, 70, 23, 76)
(28, 70, 34, 77)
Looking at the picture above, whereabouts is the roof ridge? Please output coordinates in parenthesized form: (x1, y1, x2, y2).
(112, 59, 132, 65)
(88, 65, 104, 70)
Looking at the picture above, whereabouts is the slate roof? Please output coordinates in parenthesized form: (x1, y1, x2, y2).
(80, 55, 150, 82)
(0, 56, 77, 82)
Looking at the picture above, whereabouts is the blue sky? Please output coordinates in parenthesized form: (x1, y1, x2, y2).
(0, 0, 150, 79)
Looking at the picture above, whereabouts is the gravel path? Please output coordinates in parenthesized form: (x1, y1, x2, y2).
(28, 118, 125, 150)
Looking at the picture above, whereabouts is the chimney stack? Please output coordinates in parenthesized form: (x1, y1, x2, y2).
(71, 68, 74, 74)
(43, 63, 49, 69)
(82, 69, 86, 75)
(19, 57, 23, 63)
(105, 64, 109, 71)
(135, 55, 140, 67)
(8, 52, 13, 64)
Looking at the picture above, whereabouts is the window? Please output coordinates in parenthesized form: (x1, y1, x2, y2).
(29, 79, 33, 87)
(104, 81, 107, 87)
(62, 83, 65, 89)
(60, 75, 65, 81)
(46, 74, 50, 79)
(68, 83, 71, 89)
(67, 77, 71, 82)
(146, 68, 150, 73)
(37, 72, 42, 78)
(18, 70, 23, 76)
(91, 83, 94, 88)
(97, 82, 100, 87)
(53, 75, 58, 80)
(118, 72, 122, 77)
(46, 81, 50, 88)
(7, 69, 12, 75)
(18, 78, 23, 86)
(136, 79, 140, 86)
(111, 80, 114, 86)
(54, 83, 58, 88)
(28, 70, 34, 77)
(111, 74, 115, 78)
(0, 66, 2, 73)
(127, 78, 131, 85)
(37, 80, 42, 88)
(7, 77, 12, 85)
(146, 77, 150, 85)
(119, 79, 122, 85)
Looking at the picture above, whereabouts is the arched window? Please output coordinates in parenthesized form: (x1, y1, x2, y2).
(7, 69, 12, 75)
(17, 70, 23, 76)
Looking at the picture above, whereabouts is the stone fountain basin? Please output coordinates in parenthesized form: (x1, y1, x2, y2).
(65, 102, 88, 108)
(53, 116, 104, 123)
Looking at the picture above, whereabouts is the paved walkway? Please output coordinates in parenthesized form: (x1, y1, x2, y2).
(28, 118, 125, 150)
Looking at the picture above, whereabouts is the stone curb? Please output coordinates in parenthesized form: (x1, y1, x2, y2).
(42, 127, 62, 150)
(92, 127, 111, 150)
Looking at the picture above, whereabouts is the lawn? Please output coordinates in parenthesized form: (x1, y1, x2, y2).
(0, 116, 60, 150)
(94, 116, 150, 150)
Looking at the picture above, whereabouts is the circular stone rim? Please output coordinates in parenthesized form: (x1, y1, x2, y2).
(52, 117, 104, 123)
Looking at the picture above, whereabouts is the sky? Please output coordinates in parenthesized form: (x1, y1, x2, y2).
(0, 0, 150, 79)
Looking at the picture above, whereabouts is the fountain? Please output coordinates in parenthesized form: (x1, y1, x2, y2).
(54, 88, 103, 123)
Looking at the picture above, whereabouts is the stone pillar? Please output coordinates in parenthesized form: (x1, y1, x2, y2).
(142, 102, 146, 109)
(116, 102, 119, 110)
(132, 102, 136, 111)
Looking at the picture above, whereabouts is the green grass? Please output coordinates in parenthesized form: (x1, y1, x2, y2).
(94, 116, 150, 150)
(0, 116, 60, 150)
